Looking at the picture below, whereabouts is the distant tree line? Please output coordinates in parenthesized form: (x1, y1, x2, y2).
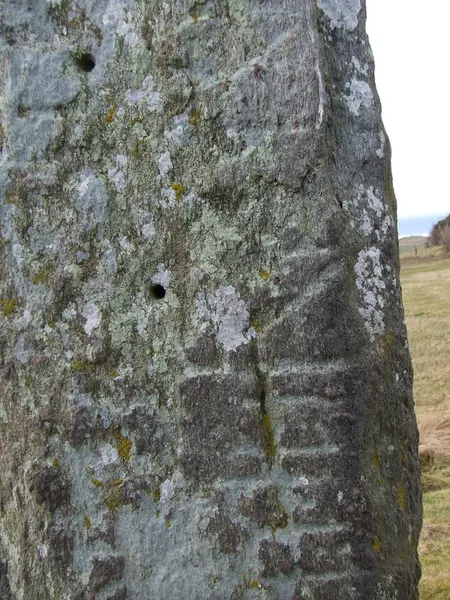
(428, 214, 450, 251)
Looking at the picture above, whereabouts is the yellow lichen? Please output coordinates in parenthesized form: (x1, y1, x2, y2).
(397, 482, 406, 511)
(371, 449, 380, 474)
(251, 317, 261, 333)
(91, 478, 104, 488)
(114, 432, 132, 460)
(83, 514, 91, 529)
(153, 487, 161, 502)
(171, 183, 184, 200)
(372, 535, 382, 552)
(188, 105, 202, 125)
(258, 270, 271, 281)
(191, 14, 199, 23)
(0, 298, 15, 316)
(104, 105, 117, 123)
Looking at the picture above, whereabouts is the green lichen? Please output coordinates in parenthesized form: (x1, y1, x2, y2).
(372, 535, 382, 552)
(91, 478, 104, 488)
(0, 298, 15, 316)
(114, 432, 132, 460)
(105, 486, 123, 512)
(32, 265, 53, 285)
(71, 359, 95, 373)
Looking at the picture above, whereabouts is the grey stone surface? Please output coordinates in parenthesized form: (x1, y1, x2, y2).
(0, 1, 421, 599)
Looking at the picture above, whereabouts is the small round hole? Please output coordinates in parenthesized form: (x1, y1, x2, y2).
(151, 284, 166, 299)
(75, 53, 96, 73)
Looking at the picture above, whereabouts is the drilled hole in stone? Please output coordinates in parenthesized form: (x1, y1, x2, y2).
(75, 53, 96, 72)
(151, 284, 166, 299)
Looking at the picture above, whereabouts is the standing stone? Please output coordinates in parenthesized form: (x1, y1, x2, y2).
(0, 1, 421, 599)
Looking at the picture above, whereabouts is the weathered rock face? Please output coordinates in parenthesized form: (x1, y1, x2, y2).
(0, 1, 421, 598)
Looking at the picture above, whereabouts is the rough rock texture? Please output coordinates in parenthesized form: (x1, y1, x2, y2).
(0, 1, 421, 599)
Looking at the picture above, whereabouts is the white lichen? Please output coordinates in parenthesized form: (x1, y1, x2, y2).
(160, 187, 177, 208)
(345, 78, 373, 116)
(100, 444, 119, 465)
(119, 236, 134, 253)
(342, 185, 393, 240)
(142, 221, 156, 241)
(195, 285, 252, 352)
(126, 75, 162, 111)
(82, 302, 101, 336)
(354, 247, 387, 340)
(164, 113, 189, 146)
(160, 479, 174, 503)
(151, 264, 171, 289)
(108, 154, 128, 191)
(376, 130, 386, 158)
(351, 56, 368, 75)
(103, 0, 140, 47)
(157, 152, 173, 177)
(317, 0, 361, 31)
(315, 64, 326, 129)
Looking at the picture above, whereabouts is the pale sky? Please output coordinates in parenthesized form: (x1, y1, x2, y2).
(365, 0, 449, 217)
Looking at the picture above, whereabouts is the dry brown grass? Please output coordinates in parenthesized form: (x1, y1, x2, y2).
(400, 252, 450, 599)
(418, 412, 450, 463)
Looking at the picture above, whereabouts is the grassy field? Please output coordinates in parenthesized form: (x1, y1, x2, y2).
(399, 240, 450, 599)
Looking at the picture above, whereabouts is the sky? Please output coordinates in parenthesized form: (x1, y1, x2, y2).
(365, 0, 449, 218)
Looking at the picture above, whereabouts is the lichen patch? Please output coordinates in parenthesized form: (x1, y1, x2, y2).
(317, 0, 361, 31)
(108, 154, 128, 191)
(82, 302, 102, 336)
(345, 78, 373, 116)
(195, 285, 252, 352)
(354, 247, 387, 341)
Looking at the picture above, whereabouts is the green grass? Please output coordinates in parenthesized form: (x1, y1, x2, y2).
(400, 246, 450, 598)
